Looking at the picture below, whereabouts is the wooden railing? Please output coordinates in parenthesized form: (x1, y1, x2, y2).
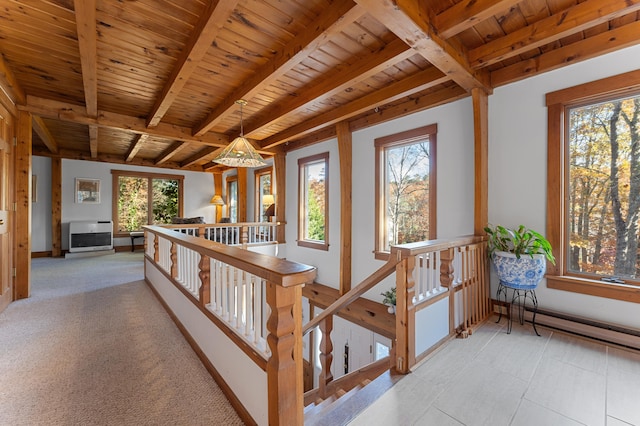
(143, 225, 315, 426)
(303, 235, 490, 405)
(163, 221, 281, 248)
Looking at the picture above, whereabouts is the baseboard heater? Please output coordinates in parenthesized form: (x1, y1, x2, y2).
(69, 220, 113, 253)
(495, 300, 640, 351)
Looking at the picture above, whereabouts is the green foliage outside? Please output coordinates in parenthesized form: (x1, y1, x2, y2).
(306, 182, 325, 241)
(118, 176, 179, 232)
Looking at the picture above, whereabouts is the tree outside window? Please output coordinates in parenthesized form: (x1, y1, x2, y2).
(375, 125, 437, 257)
(112, 170, 183, 235)
(298, 152, 329, 250)
(567, 94, 640, 280)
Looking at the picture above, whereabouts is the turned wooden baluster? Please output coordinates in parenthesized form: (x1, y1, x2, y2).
(170, 241, 178, 280)
(318, 315, 334, 399)
(198, 253, 210, 306)
(153, 233, 159, 263)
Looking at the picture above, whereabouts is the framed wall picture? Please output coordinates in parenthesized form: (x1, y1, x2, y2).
(75, 178, 101, 204)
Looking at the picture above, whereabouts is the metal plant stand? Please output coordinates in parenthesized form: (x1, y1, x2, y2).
(495, 280, 540, 336)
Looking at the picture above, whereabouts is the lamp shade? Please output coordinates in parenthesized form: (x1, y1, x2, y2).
(262, 194, 275, 205)
(210, 195, 225, 205)
(213, 136, 267, 168)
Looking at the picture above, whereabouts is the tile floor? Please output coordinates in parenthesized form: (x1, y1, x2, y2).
(349, 319, 640, 426)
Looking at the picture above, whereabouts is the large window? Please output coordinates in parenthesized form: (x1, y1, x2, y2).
(255, 167, 273, 222)
(298, 152, 328, 250)
(112, 170, 183, 236)
(375, 125, 436, 257)
(547, 70, 640, 302)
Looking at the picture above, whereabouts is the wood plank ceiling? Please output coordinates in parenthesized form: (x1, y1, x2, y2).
(0, 0, 639, 171)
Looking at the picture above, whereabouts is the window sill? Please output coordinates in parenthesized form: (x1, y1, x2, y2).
(297, 240, 329, 251)
(547, 275, 640, 304)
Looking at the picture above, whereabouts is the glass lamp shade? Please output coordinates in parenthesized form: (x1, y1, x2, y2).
(213, 136, 267, 168)
(210, 195, 224, 205)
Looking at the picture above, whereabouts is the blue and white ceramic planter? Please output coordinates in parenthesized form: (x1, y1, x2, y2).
(492, 251, 547, 289)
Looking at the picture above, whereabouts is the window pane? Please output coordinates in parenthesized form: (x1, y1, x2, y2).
(304, 161, 326, 241)
(117, 176, 148, 232)
(228, 180, 238, 222)
(383, 141, 430, 251)
(259, 173, 272, 221)
(152, 179, 179, 224)
(567, 94, 640, 279)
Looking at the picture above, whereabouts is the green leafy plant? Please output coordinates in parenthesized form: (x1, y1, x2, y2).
(484, 224, 555, 265)
(381, 287, 396, 306)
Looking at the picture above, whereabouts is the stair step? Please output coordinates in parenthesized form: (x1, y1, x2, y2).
(304, 370, 402, 426)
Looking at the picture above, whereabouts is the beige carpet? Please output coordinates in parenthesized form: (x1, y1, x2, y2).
(0, 252, 244, 425)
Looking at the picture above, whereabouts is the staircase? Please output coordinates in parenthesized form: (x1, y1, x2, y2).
(304, 371, 401, 425)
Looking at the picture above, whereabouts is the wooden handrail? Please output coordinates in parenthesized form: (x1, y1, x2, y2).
(146, 225, 314, 287)
(302, 255, 400, 335)
(393, 235, 486, 257)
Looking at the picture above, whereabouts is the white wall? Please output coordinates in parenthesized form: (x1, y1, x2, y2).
(489, 44, 640, 329)
(285, 99, 476, 298)
(31, 158, 218, 251)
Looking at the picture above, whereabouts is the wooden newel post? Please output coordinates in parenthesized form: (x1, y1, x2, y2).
(395, 251, 415, 374)
(198, 254, 210, 306)
(266, 282, 303, 425)
(318, 315, 334, 399)
(440, 247, 455, 334)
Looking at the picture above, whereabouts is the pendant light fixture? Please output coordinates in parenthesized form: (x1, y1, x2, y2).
(213, 99, 267, 168)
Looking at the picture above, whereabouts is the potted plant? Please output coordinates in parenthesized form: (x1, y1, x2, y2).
(381, 287, 396, 314)
(484, 224, 555, 287)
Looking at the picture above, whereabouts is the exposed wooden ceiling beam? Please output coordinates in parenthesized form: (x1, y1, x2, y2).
(180, 146, 219, 168)
(433, 0, 522, 39)
(32, 116, 58, 154)
(21, 96, 229, 147)
(146, 0, 239, 128)
(470, 0, 640, 69)
(280, 126, 338, 153)
(73, 0, 98, 118)
(125, 133, 149, 162)
(491, 19, 640, 87)
(245, 39, 414, 137)
(155, 141, 189, 165)
(88, 125, 98, 158)
(32, 146, 203, 172)
(192, 1, 364, 136)
(260, 67, 450, 149)
(355, 0, 490, 93)
(0, 53, 26, 105)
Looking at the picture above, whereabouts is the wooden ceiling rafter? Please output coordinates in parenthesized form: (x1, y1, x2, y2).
(155, 141, 189, 165)
(192, 1, 364, 137)
(125, 133, 149, 162)
(491, 18, 640, 87)
(145, 0, 240, 128)
(180, 146, 220, 168)
(0, 53, 26, 105)
(32, 145, 203, 172)
(355, 0, 491, 94)
(260, 67, 450, 149)
(244, 38, 414, 137)
(73, 0, 98, 118)
(433, 0, 523, 39)
(469, 0, 640, 69)
(32, 116, 58, 154)
(22, 96, 229, 147)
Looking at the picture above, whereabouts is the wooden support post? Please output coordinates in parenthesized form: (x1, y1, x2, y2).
(51, 157, 62, 257)
(198, 253, 210, 306)
(266, 282, 303, 426)
(15, 110, 31, 299)
(274, 153, 286, 243)
(237, 168, 247, 222)
(318, 315, 334, 399)
(473, 88, 489, 235)
(337, 121, 352, 294)
(213, 171, 223, 222)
